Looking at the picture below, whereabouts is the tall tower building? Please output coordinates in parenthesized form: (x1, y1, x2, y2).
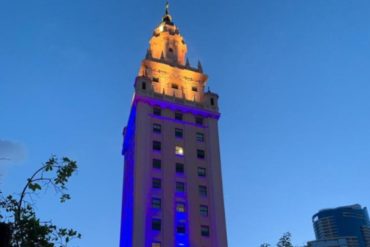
(308, 204, 370, 247)
(120, 3, 228, 247)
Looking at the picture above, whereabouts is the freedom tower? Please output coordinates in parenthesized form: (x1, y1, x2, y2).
(120, 3, 228, 247)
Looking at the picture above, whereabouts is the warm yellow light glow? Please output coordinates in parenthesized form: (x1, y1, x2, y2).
(175, 146, 184, 156)
(176, 203, 186, 212)
(140, 60, 207, 103)
(158, 24, 164, 32)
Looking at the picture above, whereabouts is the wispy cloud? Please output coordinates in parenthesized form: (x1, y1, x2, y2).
(0, 139, 26, 164)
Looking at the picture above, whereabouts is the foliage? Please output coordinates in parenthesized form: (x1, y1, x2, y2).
(260, 243, 271, 247)
(277, 232, 293, 247)
(261, 232, 305, 247)
(0, 156, 81, 247)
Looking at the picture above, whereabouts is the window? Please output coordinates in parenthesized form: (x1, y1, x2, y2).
(172, 83, 179, 90)
(176, 163, 184, 173)
(210, 98, 215, 106)
(196, 132, 204, 142)
(195, 116, 203, 125)
(175, 112, 183, 120)
(192, 86, 198, 92)
(152, 198, 161, 209)
(197, 149, 205, 159)
(152, 242, 161, 247)
(153, 107, 161, 116)
(176, 182, 185, 193)
(153, 123, 161, 133)
(197, 167, 206, 177)
(175, 146, 184, 156)
(177, 223, 186, 234)
(201, 225, 210, 237)
(152, 178, 161, 189)
(152, 159, 161, 169)
(199, 185, 207, 197)
(153, 141, 161, 151)
(142, 82, 146, 90)
(200, 205, 208, 217)
(175, 128, 183, 138)
(169, 48, 174, 53)
(153, 77, 159, 82)
(152, 219, 161, 231)
(176, 202, 186, 212)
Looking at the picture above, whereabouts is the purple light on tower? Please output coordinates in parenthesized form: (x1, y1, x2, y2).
(120, 3, 228, 247)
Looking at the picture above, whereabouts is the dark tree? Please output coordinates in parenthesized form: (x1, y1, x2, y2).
(261, 232, 307, 247)
(277, 232, 293, 247)
(0, 156, 81, 247)
(260, 243, 271, 247)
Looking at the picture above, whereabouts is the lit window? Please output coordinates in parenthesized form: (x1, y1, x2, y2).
(195, 116, 203, 125)
(197, 167, 206, 177)
(172, 83, 179, 89)
(201, 225, 210, 237)
(196, 132, 204, 142)
(176, 202, 186, 212)
(176, 182, 185, 193)
(192, 86, 198, 92)
(153, 123, 161, 133)
(152, 219, 161, 231)
(153, 107, 161, 116)
(152, 198, 161, 209)
(152, 159, 161, 169)
(197, 149, 205, 159)
(152, 178, 161, 189)
(152, 242, 161, 247)
(175, 112, 183, 120)
(177, 223, 186, 234)
(175, 128, 183, 138)
(175, 146, 184, 156)
(153, 141, 161, 151)
(199, 185, 207, 197)
(176, 163, 184, 173)
(200, 205, 208, 217)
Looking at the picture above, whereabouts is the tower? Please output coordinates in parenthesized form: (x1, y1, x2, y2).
(308, 204, 370, 247)
(120, 3, 228, 247)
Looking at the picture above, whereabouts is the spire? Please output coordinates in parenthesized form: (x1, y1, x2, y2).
(145, 48, 152, 59)
(165, 1, 169, 15)
(186, 58, 190, 67)
(197, 60, 203, 73)
(162, 1, 173, 25)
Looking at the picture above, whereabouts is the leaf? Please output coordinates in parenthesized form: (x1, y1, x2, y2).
(60, 193, 71, 203)
(28, 183, 42, 191)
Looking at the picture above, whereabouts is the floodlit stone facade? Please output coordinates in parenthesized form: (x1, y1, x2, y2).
(120, 3, 228, 247)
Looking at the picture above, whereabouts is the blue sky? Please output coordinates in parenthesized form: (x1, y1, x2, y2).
(1, 0, 370, 246)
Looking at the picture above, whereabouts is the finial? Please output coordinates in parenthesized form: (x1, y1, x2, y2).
(162, 0, 173, 24)
(186, 58, 190, 67)
(197, 60, 203, 73)
(165, 1, 169, 15)
(146, 49, 152, 59)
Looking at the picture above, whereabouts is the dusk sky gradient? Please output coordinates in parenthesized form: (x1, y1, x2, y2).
(1, 0, 370, 246)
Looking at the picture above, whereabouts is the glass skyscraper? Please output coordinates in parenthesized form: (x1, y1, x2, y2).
(308, 204, 370, 247)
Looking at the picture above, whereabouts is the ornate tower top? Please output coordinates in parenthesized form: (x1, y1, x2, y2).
(147, 1, 188, 66)
(137, 2, 219, 107)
